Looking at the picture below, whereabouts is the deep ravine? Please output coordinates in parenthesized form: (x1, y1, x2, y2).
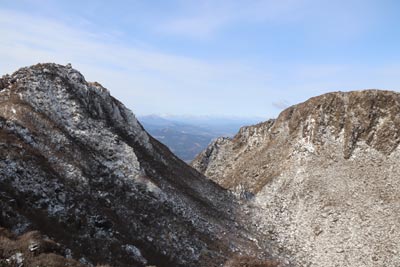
(0, 63, 278, 267)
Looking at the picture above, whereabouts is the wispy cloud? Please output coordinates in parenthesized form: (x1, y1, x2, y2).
(157, 0, 304, 38)
(158, 15, 229, 39)
(1, 2, 399, 118)
(0, 8, 271, 115)
(156, 0, 377, 40)
(272, 100, 291, 110)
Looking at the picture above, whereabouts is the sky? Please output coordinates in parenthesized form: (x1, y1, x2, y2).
(1, 0, 400, 118)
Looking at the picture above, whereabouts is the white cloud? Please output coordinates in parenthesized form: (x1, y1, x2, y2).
(156, 0, 376, 40)
(158, 15, 230, 39)
(272, 100, 290, 110)
(157, 0, 304, 38)
(0, 8, 271, 115)
(1, 3, 398, 117)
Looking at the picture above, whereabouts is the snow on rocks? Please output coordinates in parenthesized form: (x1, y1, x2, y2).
(123, 244, 148, 265)
(193, 90, 400, 267)
(0, 63, 257, 267)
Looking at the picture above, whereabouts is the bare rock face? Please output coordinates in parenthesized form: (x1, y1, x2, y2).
(192, 90, 400, 267)
(0, 63, 264, 267)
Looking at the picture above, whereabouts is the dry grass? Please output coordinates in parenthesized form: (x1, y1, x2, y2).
(0, 227, 84, 267)
(224, 255, 279, 267)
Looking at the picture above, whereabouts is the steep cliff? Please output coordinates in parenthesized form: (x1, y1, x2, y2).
(192, 90, 400, 267)
(0, 63, 267, 267)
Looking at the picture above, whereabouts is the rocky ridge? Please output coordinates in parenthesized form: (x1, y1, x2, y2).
(192, 90, 400, 267)
(0, 63, 272, 267)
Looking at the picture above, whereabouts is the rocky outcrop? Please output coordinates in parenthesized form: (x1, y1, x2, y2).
(0, 63, 267, 267)
(192, 90, 400, 267)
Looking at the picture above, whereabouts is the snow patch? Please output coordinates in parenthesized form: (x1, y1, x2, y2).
(123, 244, 148, 265)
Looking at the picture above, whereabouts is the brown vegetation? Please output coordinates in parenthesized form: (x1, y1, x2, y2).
(0, 227, 84, 267)
(224, 255, 279, 267)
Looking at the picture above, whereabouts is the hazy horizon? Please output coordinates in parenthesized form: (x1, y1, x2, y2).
(137, 113, 266, 120)
(2, 1, 400, 118)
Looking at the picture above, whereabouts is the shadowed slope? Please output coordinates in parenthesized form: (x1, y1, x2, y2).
(0, 63, 265, 267)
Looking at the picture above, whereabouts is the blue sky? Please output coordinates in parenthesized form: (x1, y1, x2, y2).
(1, 0, 400, 118)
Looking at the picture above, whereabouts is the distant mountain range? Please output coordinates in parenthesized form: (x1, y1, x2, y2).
(138, 115, 263, 162)
(4, 63, 400, 267)
(0, 63, 265, 267)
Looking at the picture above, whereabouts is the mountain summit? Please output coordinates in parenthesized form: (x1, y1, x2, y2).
(2, 63, 399, 267)
(0, 63, 270, 267)
(192, 90, 400, 267)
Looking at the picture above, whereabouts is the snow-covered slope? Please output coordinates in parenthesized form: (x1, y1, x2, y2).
(0, 63, 267, 267)
(192, 90, 400, 267)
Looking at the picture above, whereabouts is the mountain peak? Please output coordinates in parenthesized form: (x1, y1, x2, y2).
(192, 89, 400, 192)
(1, 63, 151, 148)
(278, 89, 400, 158)
(192, 89, 400, 267)
(0, 63, 267, 267)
